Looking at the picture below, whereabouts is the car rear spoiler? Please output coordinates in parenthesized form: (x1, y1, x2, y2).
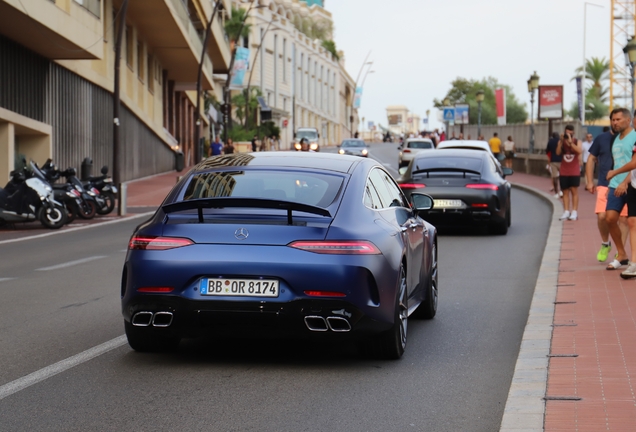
(412, 167, 481, 178)
(162, 198, 331, 225)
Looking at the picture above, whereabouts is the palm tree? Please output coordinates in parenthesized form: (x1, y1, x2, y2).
(224, 6, 252, 51)
(573, 57, 610, 102)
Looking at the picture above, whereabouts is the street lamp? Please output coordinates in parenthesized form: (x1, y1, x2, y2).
(623, 37, 636, 114)
(351, 52, 373, 136)
(528, 71, 540, 154)
(476, 90, 484, 138)
(194, 0, 223, 162)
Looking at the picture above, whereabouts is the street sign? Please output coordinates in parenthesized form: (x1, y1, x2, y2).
(422, 118, 429, 124)
(283, 119, 289, 128)
(443, 108, 455, 122)
(454, 104, 469, 125)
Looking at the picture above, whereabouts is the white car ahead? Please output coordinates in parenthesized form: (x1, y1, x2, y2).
(398, 138, 435, 168)
(436, 140, 501, 167)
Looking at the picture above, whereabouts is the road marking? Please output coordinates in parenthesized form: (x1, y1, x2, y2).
(36, 256, 107, 271)
(0, 278, 16, 283)
(0, 335, 127, 401)
(0, 212, 154, 246)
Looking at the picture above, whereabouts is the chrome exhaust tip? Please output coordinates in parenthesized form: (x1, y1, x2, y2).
(152, 312, 173, 327)
(327, 317, 351, 332)
(304, 316, 328, 332)
(132, 311, 153, 327)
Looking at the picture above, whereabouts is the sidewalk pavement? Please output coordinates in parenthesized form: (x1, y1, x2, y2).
(2, 166, 636, 431)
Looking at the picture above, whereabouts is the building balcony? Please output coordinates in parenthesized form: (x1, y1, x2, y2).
(0, 0, 103, 60)
(124, 0, 229, 90)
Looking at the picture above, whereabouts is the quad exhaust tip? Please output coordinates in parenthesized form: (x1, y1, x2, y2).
(132, 311, 173, 327)
(304, 316, 351, 332)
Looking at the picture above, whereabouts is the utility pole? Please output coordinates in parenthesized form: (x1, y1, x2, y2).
(113, 0, 129, 216)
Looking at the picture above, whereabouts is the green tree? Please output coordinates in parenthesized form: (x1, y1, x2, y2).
(573, 57, 610, 102)
(434, 77, 528, 125)
(566, 88, 609, 124)
(321, 40, 339, 60)
(231, 87, 262, 127)
(224, 6, 252, 46)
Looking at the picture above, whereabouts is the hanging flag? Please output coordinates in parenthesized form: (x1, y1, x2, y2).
(576, 76, 583, 121)
(230, 47, 250, 89)
(353, 87, 363, 109)
(495, 88, 506, 125)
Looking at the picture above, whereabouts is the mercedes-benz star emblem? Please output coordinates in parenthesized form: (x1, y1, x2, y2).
(234, 228, 249, 240)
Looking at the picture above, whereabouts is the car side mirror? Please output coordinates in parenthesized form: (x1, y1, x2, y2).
(502, 167, 514, 177)
(398, 166, 408, 176)
(410, 193, 433, 211)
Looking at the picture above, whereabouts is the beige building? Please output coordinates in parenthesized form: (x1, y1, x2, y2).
(0, 0, 231, 182)
(231, 0, 358, 149)
(386, 105, 421, 136)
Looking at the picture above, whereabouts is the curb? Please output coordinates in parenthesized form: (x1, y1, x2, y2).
(498, 183, 561, 431)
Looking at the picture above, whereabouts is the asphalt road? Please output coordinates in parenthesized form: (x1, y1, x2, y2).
(0, 144, 551, 431)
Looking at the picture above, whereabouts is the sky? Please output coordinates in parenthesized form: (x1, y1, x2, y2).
(328, 0, 613, 131)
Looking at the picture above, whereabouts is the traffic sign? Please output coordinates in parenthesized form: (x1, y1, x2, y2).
(283, 119, 289, 127)
(443, 107, 455, 121)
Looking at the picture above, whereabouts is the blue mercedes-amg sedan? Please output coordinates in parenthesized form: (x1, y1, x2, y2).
(121, 152, 438, 359)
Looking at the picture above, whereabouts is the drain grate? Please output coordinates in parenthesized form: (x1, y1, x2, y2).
(548, 354, 579, 357)
(544, 396, 582, 401)
(554, 301, 577, 304)
(553, 323, 577, 327)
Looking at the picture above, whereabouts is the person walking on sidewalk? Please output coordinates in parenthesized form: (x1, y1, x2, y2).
(586, 126, 629, 262)
(606, 109, 636, 277)
(209, 135, 223, 157)
(489, 133, 502, 161)
(546, 132, 562, 198)
(603, 108, 636, 270)
(557, 125, 582, 221)
(503, 136, 515, 169)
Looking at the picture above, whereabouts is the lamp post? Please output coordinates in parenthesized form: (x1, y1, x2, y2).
(476, 90, 484, 139)
(112, 0, 129, 216)
(351, 52, 372, 136)
(528, 71, 540, 154)
(194, 0, 223, 162)
(623, 37, 636, 114)
(244, 16, 279, 130)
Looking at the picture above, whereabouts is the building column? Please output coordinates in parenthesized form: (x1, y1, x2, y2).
(0, 123, 15, 183)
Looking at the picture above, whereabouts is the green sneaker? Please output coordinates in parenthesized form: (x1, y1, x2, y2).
(597, 243, 611, 262)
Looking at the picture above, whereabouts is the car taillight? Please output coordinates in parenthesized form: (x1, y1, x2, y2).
(288, 240, 380, 254)
(400, 183, 426, 189)
(304, 290, 346, 297)
(403, 149, 411, 153)
(471, 203, 489, 208)
(466, 184, 498, 190)
(137, 287, 174, 293)
(129, 236, 194, 250)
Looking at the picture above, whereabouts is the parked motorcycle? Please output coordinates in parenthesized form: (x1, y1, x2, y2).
(0, 162, 67, 229)
(41, 160, 100, 219)
(32, 161, 82, 224)
(83, 165, 117, 215)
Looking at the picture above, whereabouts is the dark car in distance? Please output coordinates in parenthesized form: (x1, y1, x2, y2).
(338, 139, 369, 157)
(122, 152, 438, 359)
(398, 149, 513, 234)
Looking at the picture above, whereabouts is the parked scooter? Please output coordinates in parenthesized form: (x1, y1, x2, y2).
(32, 161, 82, 224)
(41, 160, 100, 219)
(83, 165, 117, 215)
(0, 162, 66, 229)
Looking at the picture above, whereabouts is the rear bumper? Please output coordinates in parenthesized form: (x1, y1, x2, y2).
(418, 208, 504, 226)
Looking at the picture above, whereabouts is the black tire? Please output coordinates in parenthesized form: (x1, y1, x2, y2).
(96, 191, 116, 215)
(413, 242, 438, 319)
(78, 199, 97, 219)
(64, 202, 77, 224)
(370, 264, 408, 360)
(38, 205, 66, 229)
(124, 320, 180, 352)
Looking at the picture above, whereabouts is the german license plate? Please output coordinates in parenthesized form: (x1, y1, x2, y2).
(434, 199, 463, 209)
(201, 278, 279, 297)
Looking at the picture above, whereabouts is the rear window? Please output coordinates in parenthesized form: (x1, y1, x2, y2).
(181, 170, 344, 208)
(408, 141, 434, 149)
(414, 157, 483, 173)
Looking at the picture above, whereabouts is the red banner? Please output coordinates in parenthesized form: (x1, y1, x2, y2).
(538, 86, 563, 119)
(495, 88, 506, 125)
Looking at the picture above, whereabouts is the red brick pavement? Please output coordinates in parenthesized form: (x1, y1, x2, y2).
(512, 173, 636, 432)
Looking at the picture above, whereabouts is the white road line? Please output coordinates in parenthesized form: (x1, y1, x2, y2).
(0, 278, 16, 283)
(0, 335, 127, 401)
(36, 256, 107, 271)
(0, 211, 154, 246)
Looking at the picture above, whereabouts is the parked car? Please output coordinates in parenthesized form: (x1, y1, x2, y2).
(122, 152, 439, 359)
(398, 138, 435, 168)
(338, 139, 369, 157)
(398, 149, 513, 234)
(436, 140, 501, 167)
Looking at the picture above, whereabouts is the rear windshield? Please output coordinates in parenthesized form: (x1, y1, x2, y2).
(413, 157, 483, 173)
(181, 170, 344, 208)
(408, 141, 434, 149)
(342, 140, 365, 147)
